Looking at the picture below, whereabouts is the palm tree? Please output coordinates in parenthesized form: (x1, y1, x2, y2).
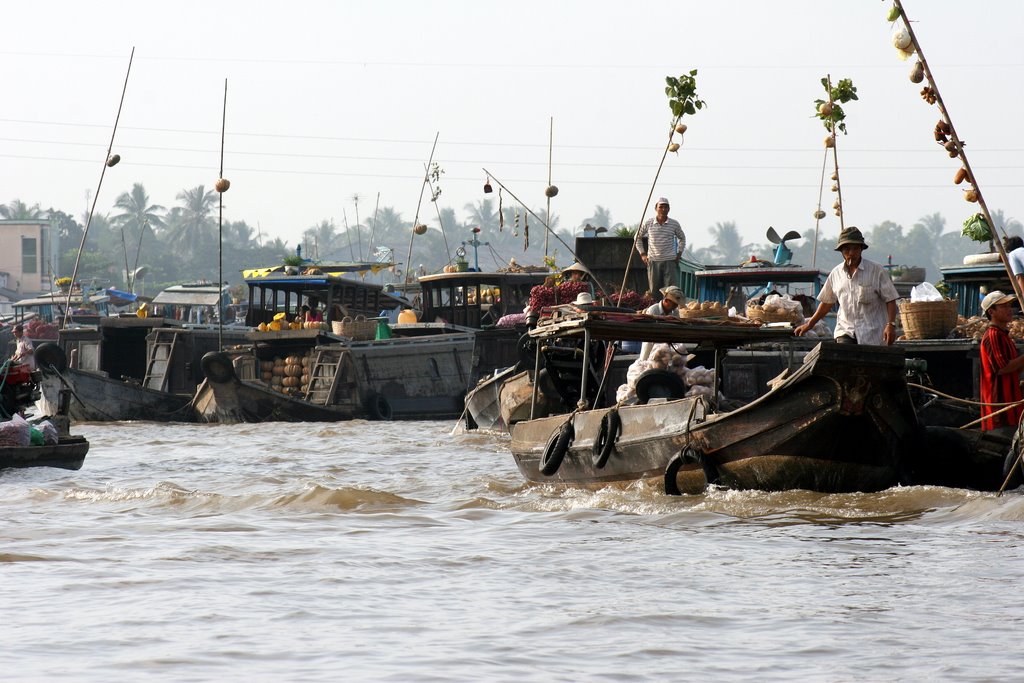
(166, 185, 217, 259)
(112, 183, 165, 239)
(582, 205, 614, 231)
(913, 212, 946, 241)
(463, 199, 499, 232)
(705, 221, 749, 265)
(303, 220, 340, 260)
(0, 199, 44, 220)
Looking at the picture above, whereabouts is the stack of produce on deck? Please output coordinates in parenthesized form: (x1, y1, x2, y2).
(953, 316, 1024, 341)
(0, 415, 58, 447)
(24, 319, 59, 340)
(258, 353, 316, 395)
(608, 291, 653, 310)
(615, 343, 718, 404)
(528, 280, 592, 310)
(680, 300, 730, 318)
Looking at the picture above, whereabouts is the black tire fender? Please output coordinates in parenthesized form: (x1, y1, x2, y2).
(201, 351, 235, 384)
(365, 392, 393, 421)
(592, 408, 621, 469)
(540, 420, 575, 476)
(634, 369, 687, 405)
(34, 342, 68, 374)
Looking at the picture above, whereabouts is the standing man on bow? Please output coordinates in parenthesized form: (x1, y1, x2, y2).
(636, 197, 687, 297)
(794, 226, 899, 345)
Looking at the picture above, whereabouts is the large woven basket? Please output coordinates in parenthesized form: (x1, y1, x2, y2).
(331, 316, 377, 340)
(746, 302, 802, 324)
(899, 299, 958, 340)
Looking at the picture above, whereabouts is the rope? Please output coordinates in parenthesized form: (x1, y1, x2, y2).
(907, 381, 1024, 408)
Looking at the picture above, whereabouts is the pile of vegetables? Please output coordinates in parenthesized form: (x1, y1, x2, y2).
(24, 319, 58, 340)
(951, 316, 1024, 341)
(608, 291, 653, 310)
(258, 353, 316, 395)
(528, 281, 592, 310)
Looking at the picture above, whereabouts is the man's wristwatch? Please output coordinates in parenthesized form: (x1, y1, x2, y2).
(886, 321, 896, 327)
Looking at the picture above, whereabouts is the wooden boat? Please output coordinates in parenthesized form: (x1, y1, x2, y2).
(509, 312, 920, 494)
(0, 436, 89, 471)
(194, 329, 475, 423)
(193, 266, 477, 423)
(1, 348, 90, 471)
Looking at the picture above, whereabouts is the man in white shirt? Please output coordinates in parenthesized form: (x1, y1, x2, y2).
(794, 227, 899, 345)
(640, 286, 684, 360)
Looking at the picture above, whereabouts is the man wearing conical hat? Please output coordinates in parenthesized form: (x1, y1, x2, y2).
(794, 227, 899, 345)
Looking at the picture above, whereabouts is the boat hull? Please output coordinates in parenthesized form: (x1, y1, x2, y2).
(511, 343, 918, 494)
(64, 369, 194, 422)
(0, 436, 89, 471)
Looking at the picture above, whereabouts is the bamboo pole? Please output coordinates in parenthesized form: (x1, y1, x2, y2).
(402, 132, 439, 295)
(63, 47, 135, 330)
(617, 116, 680, 302)
(217, 78, 228, 352)
(826, 75, 846, 233)
(545, 116, 553, 257)
(894, 0, 1024, 306)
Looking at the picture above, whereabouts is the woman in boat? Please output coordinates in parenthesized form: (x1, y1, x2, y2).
(305, 298, 324, 322)
(978, 290, 1024, 431)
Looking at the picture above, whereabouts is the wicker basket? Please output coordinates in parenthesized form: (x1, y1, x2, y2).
(899, 299, 958, 340)
(331, 316, 378, 341)
(746, 302, 802, 324)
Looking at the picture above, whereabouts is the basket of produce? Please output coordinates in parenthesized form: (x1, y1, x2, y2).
(331, 315, 377, 340)
(899, 299, 958, 340)
(680, 301, 730, 319)
(746, 300, 802, 324)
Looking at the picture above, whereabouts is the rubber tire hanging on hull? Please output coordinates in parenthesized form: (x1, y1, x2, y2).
(201, 351, 235, 384)
(365, 392, 393, 421)
(664, 445, 718, 495)
(591, 409, 621, 469)
(540, 420, 575, 476)
(635, 369, 687, 405)
(33, 342, 68, 374)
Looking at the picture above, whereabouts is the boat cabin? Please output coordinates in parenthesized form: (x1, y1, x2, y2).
(151, 283, 228, 324)
(695, 263, 825, 312)
(15, 290, 111, 325)
(242, 263, 409, 327)
(417, 271, 547, 328)
(939, 255, 1011, 318)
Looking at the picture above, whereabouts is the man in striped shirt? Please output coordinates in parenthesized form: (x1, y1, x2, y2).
(636, 197, 686, 296)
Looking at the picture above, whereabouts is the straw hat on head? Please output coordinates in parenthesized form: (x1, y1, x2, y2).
(562, 262, 590, 277)
(660, 286, 684, 305)
(981, 290, 1015, 314)
(835, 226, 868, 251)
(574, 292, 594, 306)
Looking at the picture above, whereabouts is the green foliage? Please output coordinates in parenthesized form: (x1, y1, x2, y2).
(961, 213, 992, 243)
(814, 77, 859, 134)
(614, 226, 637, 238)
(282, 254, 304, 267)
(664, 70, 706, 119)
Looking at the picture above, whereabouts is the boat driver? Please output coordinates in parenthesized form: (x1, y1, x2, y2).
(10, 324, 35, 369)
(639, 286, 684, 360)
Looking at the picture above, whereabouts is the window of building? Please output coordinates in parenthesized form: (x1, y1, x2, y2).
(22, 237, 37, 274)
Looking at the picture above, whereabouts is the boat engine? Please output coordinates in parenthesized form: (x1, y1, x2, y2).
(0, 362, 42, 417)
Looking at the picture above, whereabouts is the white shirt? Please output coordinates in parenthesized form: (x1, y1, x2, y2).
(639, 301, 680, 360)
(818, 258, 899, 346)
(12, 336, 34, 369)
(1008, 247, 1024, 276)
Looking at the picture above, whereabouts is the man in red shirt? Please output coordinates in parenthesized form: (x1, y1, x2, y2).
(979, 290, 1024, 431)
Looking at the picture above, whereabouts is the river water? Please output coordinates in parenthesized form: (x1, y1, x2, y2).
(2, 420, 1023, 682)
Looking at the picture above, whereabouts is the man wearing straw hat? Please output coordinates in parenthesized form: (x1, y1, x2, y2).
(639, 286, 684, 360)
(978, 290, 1024, 431)
(794, 226, 899, 345)
(636, 197, 686, 296)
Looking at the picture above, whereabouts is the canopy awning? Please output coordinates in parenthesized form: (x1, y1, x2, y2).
(152, 284, 227, 306)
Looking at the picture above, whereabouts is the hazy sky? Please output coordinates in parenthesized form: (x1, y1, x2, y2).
(3, 0, 1021, 258)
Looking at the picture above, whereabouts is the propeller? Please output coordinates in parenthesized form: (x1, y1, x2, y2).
(766, 227, 802, 245)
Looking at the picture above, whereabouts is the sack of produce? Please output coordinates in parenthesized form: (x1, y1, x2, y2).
(0, 415, 31, 447)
